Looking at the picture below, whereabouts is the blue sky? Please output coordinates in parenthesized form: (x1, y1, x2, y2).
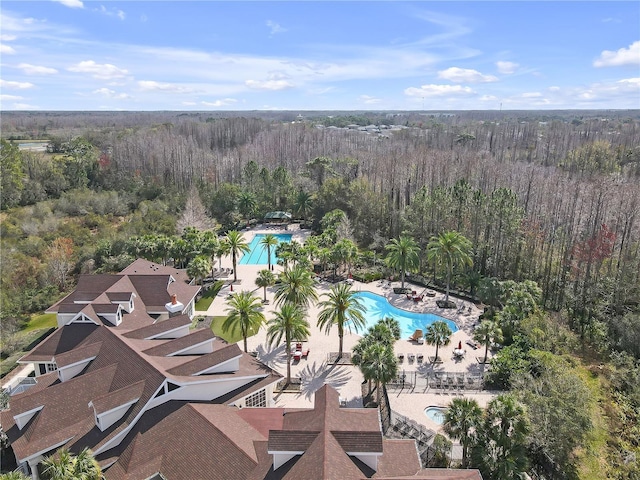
(1, 1, 639, 111)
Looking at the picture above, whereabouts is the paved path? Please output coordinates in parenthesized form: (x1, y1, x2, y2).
(194, 226, 499, 453)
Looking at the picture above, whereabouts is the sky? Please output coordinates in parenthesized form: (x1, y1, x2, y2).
(1, 1, 639, 111)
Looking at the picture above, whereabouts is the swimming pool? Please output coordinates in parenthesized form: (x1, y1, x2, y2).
(239, 234, 292, 265)
(354, 291, 458, 338)
(424, 406, 447, 425)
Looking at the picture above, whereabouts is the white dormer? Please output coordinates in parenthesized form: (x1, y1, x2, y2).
(89, 381, 145, 432)
(193, 355, 241, 375)
(57, 356, 97, 382)
(14, 405, 44, 430)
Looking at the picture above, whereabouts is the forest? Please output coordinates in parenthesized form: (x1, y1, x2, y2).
(1, 109, 639, 479)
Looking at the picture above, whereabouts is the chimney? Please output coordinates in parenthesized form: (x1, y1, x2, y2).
(165, 294, 184, 317)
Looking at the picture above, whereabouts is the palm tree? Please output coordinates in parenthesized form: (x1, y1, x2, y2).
(223, 291, 265, 352)
(200, 231, 220, 278)
(238, 191, 257, 225)
(473, 319, 503, 364)
(427, 230, 473, 304)
(443, 397, 482, 468)
(472, 394, 530, 479)
(266, 303, 310, 385)
(0, 472, 31, 480)
(293, 189, 313, 221)
(41, 447, 102, 480)
(72, 447, 102, 480)
(317, 283, 366, 359)
(217, 237, 231, 270)
(259, 233, 279, 271)
(187, 255, 211, 285)
(41, 448, 75, 480)
(255, 269, 276, 302)
(225, 230, 250, 282)
(385, 235, 420, 289)
(359, 343, 397, 405)
(274, 265, 318, 309)
(424, 320, 453, 363)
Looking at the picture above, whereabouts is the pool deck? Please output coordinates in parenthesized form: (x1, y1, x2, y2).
(197, 225, 498, 449)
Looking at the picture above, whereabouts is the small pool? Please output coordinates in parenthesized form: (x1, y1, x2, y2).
(239, 233, 292, 265)
(354, 291, 458, 338)
(424, 406, 447, 425)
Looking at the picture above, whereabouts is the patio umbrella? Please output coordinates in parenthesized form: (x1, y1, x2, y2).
(458, 340, 462, 350)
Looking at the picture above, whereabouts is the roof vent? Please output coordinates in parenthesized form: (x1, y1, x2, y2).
(165, 294, 183, 317)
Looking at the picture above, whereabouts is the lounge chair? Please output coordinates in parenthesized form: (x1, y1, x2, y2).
(301, 349, 310, 359)
(398, 353, 405, 363)
(408, 353, 415, 363)
(417, 354, 424, 363)
(466, 340, 480, 350)
(409, 329, 424, 343)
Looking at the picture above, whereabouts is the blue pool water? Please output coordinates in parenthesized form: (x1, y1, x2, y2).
(239, 234, 292, 265)
(354, 291, 458, 338)
(424, 406, 446, 425)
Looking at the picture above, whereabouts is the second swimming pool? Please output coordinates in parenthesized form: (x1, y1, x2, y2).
(239, 233, 292, 265)
(354, 290, 458, 338)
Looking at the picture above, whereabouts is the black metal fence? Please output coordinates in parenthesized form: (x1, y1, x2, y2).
(386, 370, 485, 394)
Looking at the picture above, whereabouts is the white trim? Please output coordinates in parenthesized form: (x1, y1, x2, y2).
(20, 437, 73, 467)
(14, 405, 44, 430)
(94, 373, 269, 455)
(168, 339, 214, 357)
(91, 397, 141, 431)
(192, 355, 242, 375)
(144, 324, 190, 340)
(57, 356, 96, 382)
(66, 313, 100, 326)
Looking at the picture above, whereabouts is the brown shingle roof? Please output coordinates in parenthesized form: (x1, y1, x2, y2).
(102, 402, 263, 480)
(268, 431, 319, 452)
(91, 380, 146, 415)
(54, 341, 102, 368)
(332, 431, 383, 453)
(123, 315, 191, 340)
(166, 343, 242, 376)
(141, 328, 215, 357)
(19, 324, 100, 363)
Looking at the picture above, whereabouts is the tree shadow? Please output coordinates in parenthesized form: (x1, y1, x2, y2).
(298, 360, 352, 400)
(255, 342, 286, 368)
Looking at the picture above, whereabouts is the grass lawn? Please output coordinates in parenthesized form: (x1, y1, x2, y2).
(210, 316, 259, 344)
(24, 313, 57, 332)
(195, 281, 224, 311)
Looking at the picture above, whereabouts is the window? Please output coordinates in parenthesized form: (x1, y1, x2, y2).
(245, 389, 266, 407)
(45, 363, 57, 373)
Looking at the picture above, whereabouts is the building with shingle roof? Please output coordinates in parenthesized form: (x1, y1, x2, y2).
(2, 260, 282, 479)
(2, 259, 481, 480)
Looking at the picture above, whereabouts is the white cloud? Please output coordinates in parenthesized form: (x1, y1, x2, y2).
(11, 103, 40, 109)
(266, 20, 286, 35)
(1, 44, 16, 54)
(201, 98, 238, 107)
(496, 61, 519, 74)
(0, 34, 17, 41)
(438, 67, 498, 83)
(245, 79, 294, 90)
(0, 94, 24, 101)
(17, 63, 58, 75)
(97, 5, 126, 20)
(68, 60, 128, 79)
(53, 0, 84, 8)
(404, 84, 474, 97)
(137, 80, 194, 94)
(0, 79, 34, 89)
(521, 92, 543, 98)
(359, 95, 381, 105)
(548, 86, 561, 92)
(92, 88, 131, 99)
(594, 41, 640, 67)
